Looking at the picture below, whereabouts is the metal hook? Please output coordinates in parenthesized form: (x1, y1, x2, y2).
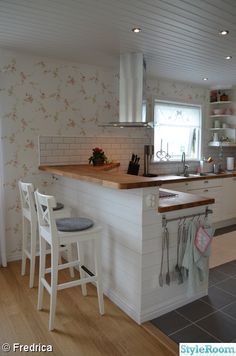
(162, 216, 167, 228)
(178, 217, 183, 226)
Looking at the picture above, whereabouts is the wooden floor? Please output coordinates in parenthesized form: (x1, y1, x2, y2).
(0, 259, 172, 356)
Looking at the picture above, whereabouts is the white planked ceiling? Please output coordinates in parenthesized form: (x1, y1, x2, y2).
(0, 0, 236, 86)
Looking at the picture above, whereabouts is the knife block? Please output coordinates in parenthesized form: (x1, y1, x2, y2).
(127, 162, 140, 175)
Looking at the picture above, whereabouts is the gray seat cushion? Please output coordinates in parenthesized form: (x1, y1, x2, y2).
(56, 217, 94, 232)
(53, 202, 64, 211)
(39, 202, 64, 212)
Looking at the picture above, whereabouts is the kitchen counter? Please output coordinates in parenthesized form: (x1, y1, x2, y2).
(39, 165, 236, 190)
(158, 188, 214, 213)
(40, 164, 214, 324)
(38, 164, 236, 190)
(39, 164, 163, 189)
(39, 164, 215, 212)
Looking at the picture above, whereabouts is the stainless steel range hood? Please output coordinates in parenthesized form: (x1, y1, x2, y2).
(101, 53, 151, 128)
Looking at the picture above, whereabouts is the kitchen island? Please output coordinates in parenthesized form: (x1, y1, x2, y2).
(39, 164, 214, 323)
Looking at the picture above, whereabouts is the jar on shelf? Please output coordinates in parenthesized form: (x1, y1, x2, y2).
(210, 90, 217, 102)
(220, 92, 229, 101)
(214, 119, 220, 128)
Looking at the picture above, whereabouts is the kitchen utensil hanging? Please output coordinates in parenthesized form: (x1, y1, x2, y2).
(159, 221, 170, 287)
(175, 219, 183, 284)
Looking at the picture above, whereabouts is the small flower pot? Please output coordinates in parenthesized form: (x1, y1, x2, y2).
(93, 158, 105, 166)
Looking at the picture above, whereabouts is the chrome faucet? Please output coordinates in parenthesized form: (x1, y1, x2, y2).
(181, 152, 189, 177)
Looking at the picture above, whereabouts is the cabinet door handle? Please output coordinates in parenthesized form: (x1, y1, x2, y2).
(204, 189, 209, 192)
(204, 180, 209, 183)
(233, 178, 236, 181)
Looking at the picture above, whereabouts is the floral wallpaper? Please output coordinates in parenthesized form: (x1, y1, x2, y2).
(0, 50, 118, 260)
(0, 49, 212, 261)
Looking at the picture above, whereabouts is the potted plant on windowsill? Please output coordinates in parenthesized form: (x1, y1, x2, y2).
(89, 147, 108, 166)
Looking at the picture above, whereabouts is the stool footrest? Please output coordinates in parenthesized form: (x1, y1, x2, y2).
(45, 260, 79, 274)
(57, 276, 97, 290)
(81, 265, 94, 277)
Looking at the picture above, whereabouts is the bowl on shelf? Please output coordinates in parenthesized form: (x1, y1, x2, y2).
(213, 108, 224, 115)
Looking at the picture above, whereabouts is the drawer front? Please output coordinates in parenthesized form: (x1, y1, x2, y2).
(160, 182, 187, 192)
(186, 178, 222, 190)
(187, 187, 222, 202)
(187, 187, 222, 222)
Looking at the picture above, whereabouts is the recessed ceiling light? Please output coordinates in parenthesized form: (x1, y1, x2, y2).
(132, 27, 141, 33)
(225, 56, 232, 60)
(203, 77, 208, 81)
(219, 30, 229, 36)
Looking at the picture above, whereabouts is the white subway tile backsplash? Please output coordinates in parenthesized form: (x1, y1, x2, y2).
(39, 135, 151, 170)
(52, 137, 64, 143)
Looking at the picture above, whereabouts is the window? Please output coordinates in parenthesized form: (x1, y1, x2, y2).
(154, 100, 202, 161)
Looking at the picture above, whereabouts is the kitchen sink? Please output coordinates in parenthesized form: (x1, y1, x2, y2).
(176, 173, 200, 177)
(177, 173, 217, 177)
(159, 190, 178, 198)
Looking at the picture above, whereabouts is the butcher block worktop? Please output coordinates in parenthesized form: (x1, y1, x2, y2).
(39, 164, 236, 189)
(39, 164, 215, 212)
(158, 188, 214, 213)
(39, 164, 164, 189)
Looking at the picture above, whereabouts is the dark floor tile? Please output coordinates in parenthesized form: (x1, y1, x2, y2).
(176, 300, 216, 322)
(201, 285, 236, 309)
(216, 277, 236, 296)
(196, 311, 236, 342)
(151, 311, 190, 335)
(222, 301, 236, 320)
(208, 268, 229, 286)
(170, 324, 218, 343)
(213, 261, 236, 277)
(214, 225, 236, 236)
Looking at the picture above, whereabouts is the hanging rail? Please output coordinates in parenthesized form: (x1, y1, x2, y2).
(162, 207, 213, 227)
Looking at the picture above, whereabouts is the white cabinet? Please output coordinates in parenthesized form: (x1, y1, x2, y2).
(186, 179, 223, 223)
(222, 177, 236, 220)
(160, 176, 236, 224)
(160, 181, 188, 192)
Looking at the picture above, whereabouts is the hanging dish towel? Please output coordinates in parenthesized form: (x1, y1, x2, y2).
(182, 220, 214, 296)
(194, 225, 212, 253)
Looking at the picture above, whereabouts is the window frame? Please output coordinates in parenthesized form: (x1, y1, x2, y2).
(153, 99, 202, 163)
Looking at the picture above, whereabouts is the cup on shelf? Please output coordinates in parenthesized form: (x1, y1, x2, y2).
(213, 109, 223, 115)
(213, 133, 219, 142)
(222, 123, 228, 128)
(225, 108, 233, 115)
(214, 119, 220, 128)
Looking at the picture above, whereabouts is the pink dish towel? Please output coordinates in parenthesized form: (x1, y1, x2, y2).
(194, 225, 212, 253)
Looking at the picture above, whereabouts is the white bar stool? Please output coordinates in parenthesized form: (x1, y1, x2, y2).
(34, 190, 104, 331)
(18, 181, 74, 288)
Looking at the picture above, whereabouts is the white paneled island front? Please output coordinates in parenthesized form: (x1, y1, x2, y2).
(39, 165, 214, 323)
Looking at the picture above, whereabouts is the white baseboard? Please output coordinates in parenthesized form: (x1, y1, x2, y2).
(102, 283, 141, 324)
(7, 252, 22, 262)
(140, 289, 207, 323)
(214, 218, 236, 229)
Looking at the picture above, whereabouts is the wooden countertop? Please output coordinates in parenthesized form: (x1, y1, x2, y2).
(158, 189, 215, 213)
(39, 164, 215, 212)
(39, 164, 165, 189)
(39, 164, 236, 189)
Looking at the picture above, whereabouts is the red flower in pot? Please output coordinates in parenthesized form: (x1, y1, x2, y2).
(89, 147, 108, 166)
